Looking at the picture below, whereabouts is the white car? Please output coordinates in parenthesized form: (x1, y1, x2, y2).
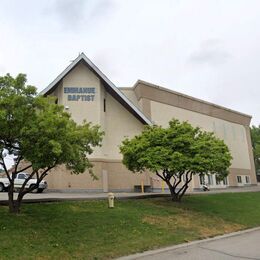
(0, 172, 47, 193)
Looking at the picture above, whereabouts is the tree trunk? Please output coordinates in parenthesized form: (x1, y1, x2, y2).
(156, 170, 193, 203)
(8, 185, 22, 214)
(9, 200, 22, 214)
(166, 181, 182, 202)
(8, 185, 16, 214)
(170, 192, 182, 202)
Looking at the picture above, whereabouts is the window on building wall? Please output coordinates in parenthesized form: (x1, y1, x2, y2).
(199, 174, 205, 185)
(103, 98, 106, 112)
(245, 176, 250, 184)
(237, 176, 242, 183)
(216, 176, 221, 185)
(207, 175, 213, 185)
(223, 177, 228, 185)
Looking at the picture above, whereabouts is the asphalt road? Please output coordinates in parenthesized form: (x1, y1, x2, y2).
(120, 228, 260, 260)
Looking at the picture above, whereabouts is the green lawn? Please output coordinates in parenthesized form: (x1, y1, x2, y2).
(0, 192, 260, 259)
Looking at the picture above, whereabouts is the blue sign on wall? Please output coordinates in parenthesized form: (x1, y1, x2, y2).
(64, 87, 95, 101)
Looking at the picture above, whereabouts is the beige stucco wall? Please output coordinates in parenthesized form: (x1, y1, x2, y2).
(121, 89, 151, 119)
(103, 93, 145, 159)
(119, 88, 141, 109)
(131, 81, 256, 187)
(51, 62, 145, 160)
(150, 100, 251, 170)
(45, 163, 103, 191)
(61, 63, 101, 125)
(134, 81, 251, 125)
(46, 63, 150, 190)
(102, 160, 150, 190)
(52, 62, 103, 158)
(45, 160, 151, 192)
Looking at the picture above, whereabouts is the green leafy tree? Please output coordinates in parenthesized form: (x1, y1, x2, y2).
(251, 125, 260, 174)
(0, 73, 103, 213)
(120, 120, 232, 202)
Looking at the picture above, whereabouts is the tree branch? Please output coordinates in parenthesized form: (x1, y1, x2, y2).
(18, 165, 55, 197)
(172, 175, 177, 187)
(14, 155, 23, 174)
(16, 164, 33, 174)
(1, 140, 21, 151)
(172, 171, 184, 189)
(177, 171, 193, 199)
(176, 171, 190, 195)
(156, 170, 166, 181)
(18, 170, 36, 195)
(162, 170, 167, 179)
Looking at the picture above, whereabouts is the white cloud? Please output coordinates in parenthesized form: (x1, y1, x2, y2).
(0, 0, 260, 124)
(189, 39, 232, 66)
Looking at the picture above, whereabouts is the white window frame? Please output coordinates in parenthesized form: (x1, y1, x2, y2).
(199, 174, 205, 185)
(223, 177, 228, 186)
(245, 176, 251, 184)
(207, 175, 213, 186)
(237, 175, 243, 185)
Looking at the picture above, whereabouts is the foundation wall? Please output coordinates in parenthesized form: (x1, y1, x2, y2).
(45, 160, 151, 192)
(45, 164, 103, 191)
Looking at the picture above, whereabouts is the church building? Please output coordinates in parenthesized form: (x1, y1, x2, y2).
(40, 53, 257, 192)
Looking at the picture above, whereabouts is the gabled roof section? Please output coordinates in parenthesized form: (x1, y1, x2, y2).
(39, 53, 152, 125)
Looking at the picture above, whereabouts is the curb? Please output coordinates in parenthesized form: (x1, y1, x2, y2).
(117, 226, 260, 260)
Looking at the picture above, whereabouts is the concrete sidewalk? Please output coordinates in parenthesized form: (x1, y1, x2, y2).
(118, 227, 260, 260)
(0, 191, 169, 204)
(0, 185, 259, 204)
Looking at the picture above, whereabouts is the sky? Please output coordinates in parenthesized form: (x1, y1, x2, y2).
(0, 0, 260, 125)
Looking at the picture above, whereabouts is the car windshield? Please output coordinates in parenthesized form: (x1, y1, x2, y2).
(17, 173, 37, 179)
(23, 173, 31, 179)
